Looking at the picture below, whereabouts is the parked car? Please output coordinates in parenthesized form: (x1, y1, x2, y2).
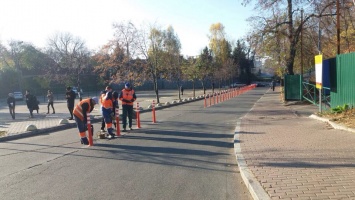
(255, 82, 267, 87)
(13, 91, 23, 101)
(230, 82, 246, 88)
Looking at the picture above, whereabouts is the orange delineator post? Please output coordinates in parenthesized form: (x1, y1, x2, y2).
(136, 102, 141, 128)
(115, 107, 120, 136)
(209, 93, 211, 107)
(204, 95, 207, 108)
(216, 92, 219, 104)
(87, 114, 93, 146)
(212, 93, 215, 105)
(152, 100, 156, 123)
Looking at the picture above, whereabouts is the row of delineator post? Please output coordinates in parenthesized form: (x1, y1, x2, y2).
(85, 100, 158, 146)
(204, 84, 257, 108)
(84, 85, 257, 146)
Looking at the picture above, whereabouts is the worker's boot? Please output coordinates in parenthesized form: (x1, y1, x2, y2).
(107, 128, 115, 139)
(80, 137, 89, 145)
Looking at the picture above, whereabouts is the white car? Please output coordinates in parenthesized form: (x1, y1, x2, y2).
(13, 91, 23, 101)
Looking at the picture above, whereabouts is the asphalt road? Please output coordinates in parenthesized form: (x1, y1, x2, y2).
(0, 88, 266, 200)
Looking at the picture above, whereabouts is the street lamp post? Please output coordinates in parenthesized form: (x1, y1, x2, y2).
(336, 0, 340, 54)
(300, 9, 304, 101)
(10, 41, 23, 91)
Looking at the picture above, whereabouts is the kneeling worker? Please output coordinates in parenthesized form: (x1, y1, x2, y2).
(73, 97, 99, 145)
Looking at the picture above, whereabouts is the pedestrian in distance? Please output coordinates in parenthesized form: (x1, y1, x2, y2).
(46, 90, 55, 114)
(33, 95, 39, 113)
(271, 80, 276, 91)
(7, 93, 16, 119)
(180, 86, 184, 96)
(73, 97, 99, 145)
(25, 90, 37, 118)
(119, 82, 137, 132)
(65, 86, 76, 120)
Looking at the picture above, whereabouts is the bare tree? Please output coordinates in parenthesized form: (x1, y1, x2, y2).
(46, 32, 91, 90)
(243, 0, 337, 75)
(94, 21, 147, 87)
(161, 26, 182, 98)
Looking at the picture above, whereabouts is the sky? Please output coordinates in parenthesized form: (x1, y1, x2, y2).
(0, 0, 254, 56)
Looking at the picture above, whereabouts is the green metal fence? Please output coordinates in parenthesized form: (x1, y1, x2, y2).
(330, 52, 355, 108)
(285, 52, 354, 110)
(302, 82, 331, 111)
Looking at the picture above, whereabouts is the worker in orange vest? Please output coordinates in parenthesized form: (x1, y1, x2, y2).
(101, 91, 115, 138)
(119, 82, 137, 132)
(73, 97, 98, 145)
(100, 86, 113, 132)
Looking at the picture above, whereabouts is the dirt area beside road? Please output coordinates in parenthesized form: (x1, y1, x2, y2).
(318, 108, 355, 129)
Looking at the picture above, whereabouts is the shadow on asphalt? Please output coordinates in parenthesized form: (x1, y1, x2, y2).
(135, 127, 234, 139)
(122, 134, 234, 148)
(2, 138, 237, 173)
(96, 143, 227, 156)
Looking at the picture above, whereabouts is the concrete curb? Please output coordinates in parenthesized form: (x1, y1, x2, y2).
(0, 118, 103, 142)
(309, 114, 355, 133)
(234, 119, 270, 200)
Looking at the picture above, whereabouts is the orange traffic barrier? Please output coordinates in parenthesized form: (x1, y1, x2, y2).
(115, 107, 120, 136)
(152, 100, 156, 123)
(136, 102, 141, 128)
(87, 114, 93, 146)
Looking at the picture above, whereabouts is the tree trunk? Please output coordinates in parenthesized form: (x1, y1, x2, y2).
(192, 80, 195, 98)
(152, 73, 160, 103)
(177, 83, 181, 100)
(201, 80, 206, 94)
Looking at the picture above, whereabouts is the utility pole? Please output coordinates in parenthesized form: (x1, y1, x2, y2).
(336, 0, 340, 54)
(10, 41, 23, 90)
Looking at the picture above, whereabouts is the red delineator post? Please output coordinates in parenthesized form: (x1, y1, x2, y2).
(136, 102, 141, 128)
(87, 114, 93, 146)
(115, 107, 120, 136)
(152, 100, 156, 123)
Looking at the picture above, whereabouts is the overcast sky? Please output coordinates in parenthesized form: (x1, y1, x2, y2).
(0, 0, 254, 56)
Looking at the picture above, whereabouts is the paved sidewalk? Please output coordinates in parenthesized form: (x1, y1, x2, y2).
(238, 87, 355, 199)
(0, 89, 208, 141)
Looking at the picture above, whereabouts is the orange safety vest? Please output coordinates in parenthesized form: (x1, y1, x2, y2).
(102, 97, 113, 109)
(100, 93, 105, 105)
(73, 98, 92, 121)
(120, 89, 135, 106)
